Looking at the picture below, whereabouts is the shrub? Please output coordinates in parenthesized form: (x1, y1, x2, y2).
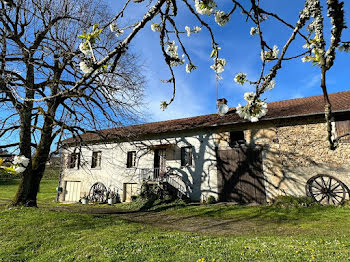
(271, 195, 316, 208)
(140, 183, 162, 201)
(207, 196, 217, 204)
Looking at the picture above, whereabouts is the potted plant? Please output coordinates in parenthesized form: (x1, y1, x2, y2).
(81, 194, 89, 205)
(107, 190, 118, 205)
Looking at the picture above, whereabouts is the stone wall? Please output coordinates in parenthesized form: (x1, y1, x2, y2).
(247, 118, 350, 201)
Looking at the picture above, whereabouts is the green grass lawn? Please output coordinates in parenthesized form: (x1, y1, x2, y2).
(2, 179, 350, 261)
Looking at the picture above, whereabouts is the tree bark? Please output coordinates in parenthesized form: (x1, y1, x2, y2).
(320, 66, 336, 150)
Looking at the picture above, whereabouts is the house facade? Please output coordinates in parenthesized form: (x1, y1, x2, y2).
(57, 91, 350, 204)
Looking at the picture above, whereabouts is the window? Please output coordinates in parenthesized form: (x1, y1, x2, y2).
(229, 131, 245, 147)
(336, 120, 350, 142)
(126, 151, 136, 168)
(181, 146, 193, 166)
(68, 153, 80, 169)
(91, 151, 102, 168)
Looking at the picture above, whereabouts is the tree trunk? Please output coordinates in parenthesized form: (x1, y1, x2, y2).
(13, 169, 43, 207)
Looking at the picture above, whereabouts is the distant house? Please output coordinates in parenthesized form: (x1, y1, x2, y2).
(57, 91, 350, 205)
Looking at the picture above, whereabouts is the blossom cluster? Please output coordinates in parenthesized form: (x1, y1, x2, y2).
(185, 26, 201, 37)
(214, 11, 230, 26)
(79, 42, 91, 56)
(234, 73, 247, 85)
(260, 77, 276, 91)
(186, 63, 197, 73)
(236, 92, 268, 122)
(151, 23, 161, 32)
(194, 0, 216, 15)
(12, 155, 30, 173)
(210, 58, 226, 74)
(79, 61, 93, 74)
(261, 45, 279, 62)
(110, 23, 124, 37)
(0, 155, 30, 174)
(166, 41, 185, 66)
(250, 27, 258, 36)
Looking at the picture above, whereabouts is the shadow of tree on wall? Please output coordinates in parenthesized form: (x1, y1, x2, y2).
(60, 129, 350, 205)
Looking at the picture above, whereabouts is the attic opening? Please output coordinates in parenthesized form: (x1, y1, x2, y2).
(229, 131, 245, 147)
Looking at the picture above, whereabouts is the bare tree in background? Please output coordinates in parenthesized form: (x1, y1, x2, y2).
(0, 0, 144, 206)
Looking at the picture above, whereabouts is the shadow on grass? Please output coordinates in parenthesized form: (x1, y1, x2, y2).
(0, 179, 20, 185)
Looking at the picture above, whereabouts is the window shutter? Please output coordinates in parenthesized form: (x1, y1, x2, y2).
(336, 120, 350, 142)
(91, 152, 97, 168)
(127, 151, 135, 168)
(181, 147, 185, 166)
(181, 146, 192, 166)
(187, 147, 192, 166)
(127, 152, 131, 168)
(77, 153, 80, 169)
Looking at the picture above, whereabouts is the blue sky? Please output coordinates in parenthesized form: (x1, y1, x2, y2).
(109, 0, 350, 123)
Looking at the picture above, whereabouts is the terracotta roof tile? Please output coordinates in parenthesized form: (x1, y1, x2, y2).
(63, 90, 350, 143)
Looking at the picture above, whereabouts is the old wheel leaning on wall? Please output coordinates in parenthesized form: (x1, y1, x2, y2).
(306, 174, 348, 206)
(88, 182, 108, 203)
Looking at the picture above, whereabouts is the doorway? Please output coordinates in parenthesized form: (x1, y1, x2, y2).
(154, 149, 166, 179)
(216, 146, 266, 204)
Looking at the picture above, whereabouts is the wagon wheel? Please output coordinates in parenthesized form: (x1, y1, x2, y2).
(88, 182, 108, 203)
(306, 174, 347, 206)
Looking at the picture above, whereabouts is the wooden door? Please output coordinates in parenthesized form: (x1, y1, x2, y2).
(124, 183, 138, 202)
(217, 147, 266, 204)
(64, 181, 81, 202)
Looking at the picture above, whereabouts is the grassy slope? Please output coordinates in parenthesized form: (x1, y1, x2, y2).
(1, 179, 350, 261)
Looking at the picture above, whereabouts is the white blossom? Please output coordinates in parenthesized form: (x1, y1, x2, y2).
(79, 61, 93, 74)
(185, 26, 191, 37)
(166, 41, 184, 66)
(185, 26, 201, 37)
(244, 92, 254, 101)
(194, 0, 216, 15)
(194, 26, 202, 33)
(250, 116, 259, 122)
(272, 45, 279, 58)
(166, 41, 178, 56)
(210, 58, 226, 74)
(236, 92, 268, 122)
(301, 55, 313, 63)
(115, 29, 124, 37)
(109, 23, 118, 32)
(151, 23, 161, 32)
(79, 42, 91, 56)
(14, 166, 26, 173)
(250, 27, 257, 36)
(214, 11, 230, 26)
(186, 63, 197, 73)
(13, 155, 30, 167)
(303, 43, 310, 49)
(261, 45, 279, 61)
(234, 73, 247, 85)
(268, 80, 275, 90)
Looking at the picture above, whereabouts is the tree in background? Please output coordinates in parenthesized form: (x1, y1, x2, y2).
(0, 0, 144, 206)
(1, 0, 349, 206)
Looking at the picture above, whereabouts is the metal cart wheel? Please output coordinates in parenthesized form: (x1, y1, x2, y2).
(88, 182, 108, 203)
(306, 174, 347, 206)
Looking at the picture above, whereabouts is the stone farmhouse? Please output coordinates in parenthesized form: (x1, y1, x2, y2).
(57, 90, 350, 205)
